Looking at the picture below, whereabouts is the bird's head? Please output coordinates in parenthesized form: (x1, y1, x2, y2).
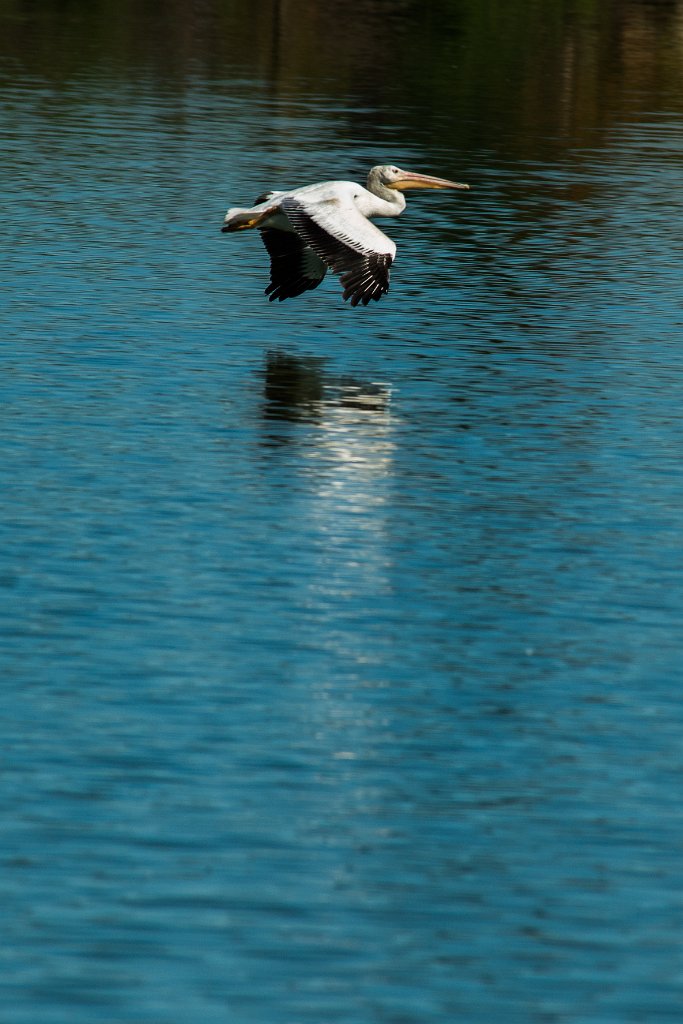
(370, 165, 470, 192)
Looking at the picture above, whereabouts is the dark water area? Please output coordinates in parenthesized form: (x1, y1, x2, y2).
(3, 1, 683, 1021)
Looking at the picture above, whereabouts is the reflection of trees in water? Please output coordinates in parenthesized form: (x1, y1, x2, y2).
(2, 0, 679, 233)
(2, 0, 680, 128)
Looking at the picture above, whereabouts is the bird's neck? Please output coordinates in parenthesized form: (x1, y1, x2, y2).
(366, 172, 406, 215)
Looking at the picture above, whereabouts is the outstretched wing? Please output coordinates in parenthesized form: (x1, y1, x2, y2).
(260, 229, 326, 302)
(281, 194, 395, 306)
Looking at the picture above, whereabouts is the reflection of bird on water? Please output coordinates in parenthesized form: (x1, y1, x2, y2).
(262, 351, 325, 424)
(221, 165, 469, 306)
(261, 351, 391, 435)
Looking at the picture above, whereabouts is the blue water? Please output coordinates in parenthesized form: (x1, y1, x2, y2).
(3, 5, 683, 1020)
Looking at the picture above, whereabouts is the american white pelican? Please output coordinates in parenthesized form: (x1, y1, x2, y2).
(221, 165, 469, 306)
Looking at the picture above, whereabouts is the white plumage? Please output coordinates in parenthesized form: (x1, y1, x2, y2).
(221, 164, 469, 306)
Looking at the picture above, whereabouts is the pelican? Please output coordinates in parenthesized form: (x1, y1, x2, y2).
(221, 165, 469, 306)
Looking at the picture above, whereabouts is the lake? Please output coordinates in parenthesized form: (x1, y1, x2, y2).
(3, 1, 683, 1021)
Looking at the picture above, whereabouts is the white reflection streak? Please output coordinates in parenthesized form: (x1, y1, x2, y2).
(310, 384, 395, 510)
(302, 383, 396, 646)
(299, 386, 397, 771)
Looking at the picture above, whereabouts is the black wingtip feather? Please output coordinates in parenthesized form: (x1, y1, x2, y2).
(260, 228, 326, 302)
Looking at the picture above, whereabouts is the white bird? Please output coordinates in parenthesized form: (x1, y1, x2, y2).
(221, 164, 469, 306)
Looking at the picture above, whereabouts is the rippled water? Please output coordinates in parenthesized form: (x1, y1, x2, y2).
(3, 2, 683, 1021)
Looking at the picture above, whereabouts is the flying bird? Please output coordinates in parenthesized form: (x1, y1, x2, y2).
(221, 165, 469, 306)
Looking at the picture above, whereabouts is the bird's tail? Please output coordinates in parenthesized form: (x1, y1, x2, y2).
(221, 205, 277, 233)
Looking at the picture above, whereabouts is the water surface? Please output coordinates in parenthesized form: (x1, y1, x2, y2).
(3, 2, 683, 1021)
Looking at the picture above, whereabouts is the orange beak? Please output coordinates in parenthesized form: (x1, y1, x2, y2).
(389, 169, 470, 191)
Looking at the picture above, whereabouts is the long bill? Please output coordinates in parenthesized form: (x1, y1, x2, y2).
(389, 170, 470, 191)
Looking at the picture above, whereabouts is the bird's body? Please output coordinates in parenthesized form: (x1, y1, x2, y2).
(221, 165, 469, 306)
